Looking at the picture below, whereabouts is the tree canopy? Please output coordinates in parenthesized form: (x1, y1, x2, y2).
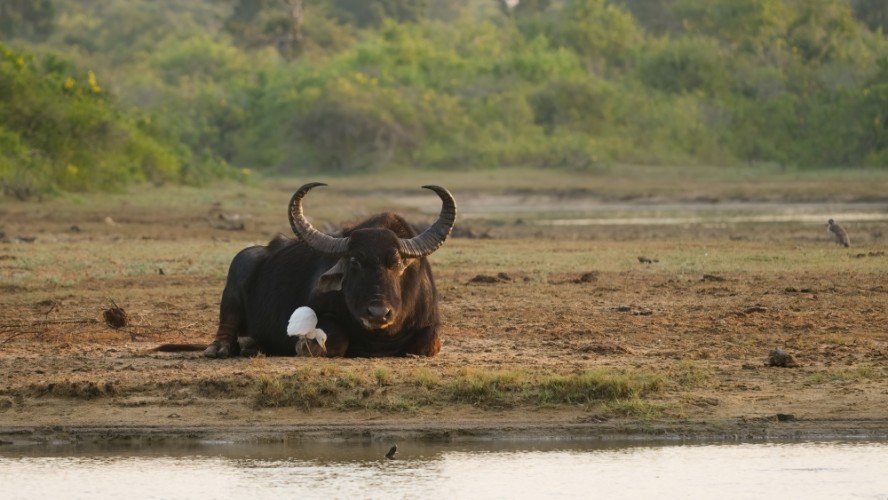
(2, 0, 887, 193)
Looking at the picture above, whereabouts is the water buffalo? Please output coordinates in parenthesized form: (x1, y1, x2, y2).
(201, 182, 456, 358)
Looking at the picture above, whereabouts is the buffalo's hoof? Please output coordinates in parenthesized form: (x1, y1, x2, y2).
(238, 336, 259, 357)
(203, 343, 231, 359)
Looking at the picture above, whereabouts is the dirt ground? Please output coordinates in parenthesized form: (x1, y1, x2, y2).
(1, 176, 887, 446)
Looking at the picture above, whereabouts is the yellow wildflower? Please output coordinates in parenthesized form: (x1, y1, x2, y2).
(87, 70, 102, 93)
(63, 77, 75, 90)
(67, 164, 79, 176)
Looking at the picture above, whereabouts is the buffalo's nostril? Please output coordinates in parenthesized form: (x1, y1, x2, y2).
(368, 304, 391, 321)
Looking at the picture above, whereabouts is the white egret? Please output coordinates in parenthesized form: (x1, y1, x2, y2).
(287, 306, 327, 355)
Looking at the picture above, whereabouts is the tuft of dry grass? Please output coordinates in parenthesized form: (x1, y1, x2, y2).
(28, 380, 117, 399)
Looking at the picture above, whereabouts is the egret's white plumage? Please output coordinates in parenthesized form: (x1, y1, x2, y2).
(287, 306, 318, 337)
(287, 306, 327, 355)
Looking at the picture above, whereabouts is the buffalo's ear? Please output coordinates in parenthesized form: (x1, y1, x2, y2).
(317, 258, 347, 293)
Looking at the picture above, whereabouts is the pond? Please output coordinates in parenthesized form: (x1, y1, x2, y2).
(2, 440, 887, 499)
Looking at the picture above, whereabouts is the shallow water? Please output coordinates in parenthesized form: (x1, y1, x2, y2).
(2, 440, 887, 499)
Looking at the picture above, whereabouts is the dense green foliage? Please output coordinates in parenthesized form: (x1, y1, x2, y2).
(2, 0, 888, 192)
(0, 44, 227, 194)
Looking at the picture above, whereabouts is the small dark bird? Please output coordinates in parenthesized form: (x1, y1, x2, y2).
(826, 219, 850, 247)
(385, 445, 398, 460)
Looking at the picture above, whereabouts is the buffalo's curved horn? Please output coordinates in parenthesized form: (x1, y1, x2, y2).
(398, 185, 457, 258)
(288, 182, 349, 256)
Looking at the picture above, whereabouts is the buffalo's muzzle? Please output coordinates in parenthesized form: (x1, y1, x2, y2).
(364, 303, 393, 329)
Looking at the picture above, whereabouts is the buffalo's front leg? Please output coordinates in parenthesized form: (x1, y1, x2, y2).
(204, 287, 244, 358)
(207, 245, 268, 358)
(204, 319, 240, 358)
(402, 325, 441, 357)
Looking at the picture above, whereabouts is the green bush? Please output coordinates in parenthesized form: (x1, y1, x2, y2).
(638, 36, 729, 95)
(3, 0, 888, 194)
(0, 44, 212, 194)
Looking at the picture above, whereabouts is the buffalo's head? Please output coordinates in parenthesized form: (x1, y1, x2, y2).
(288, 183, 456, 331)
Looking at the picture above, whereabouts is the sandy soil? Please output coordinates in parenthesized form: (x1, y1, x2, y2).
(1, 182, 887, 446)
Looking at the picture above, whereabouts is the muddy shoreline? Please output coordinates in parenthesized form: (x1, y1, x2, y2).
(3, 418, 888, 449)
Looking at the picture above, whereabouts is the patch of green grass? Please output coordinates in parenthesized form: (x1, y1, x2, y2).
(602, 398, 667, 419)
(248, 366, 665, 412)
(445, 368, 523, 407)
(441, 368, 663, 409)
(253, 375, 288, 407)
(253, 370, 340, 409)
(534, 370, 664, 405)
(807, 364, 886, 384)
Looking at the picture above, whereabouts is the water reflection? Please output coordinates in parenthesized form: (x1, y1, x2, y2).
(1, 441, 887, 500)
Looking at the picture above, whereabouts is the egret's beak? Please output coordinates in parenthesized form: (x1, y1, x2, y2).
(315, 328, 327, 353)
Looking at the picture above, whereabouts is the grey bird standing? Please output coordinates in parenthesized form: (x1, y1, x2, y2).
(826, 219, 850, 247)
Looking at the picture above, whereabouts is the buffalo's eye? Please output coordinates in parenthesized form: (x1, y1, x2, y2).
(391, 258, 408, 274)
(349, 257, 363, 270)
